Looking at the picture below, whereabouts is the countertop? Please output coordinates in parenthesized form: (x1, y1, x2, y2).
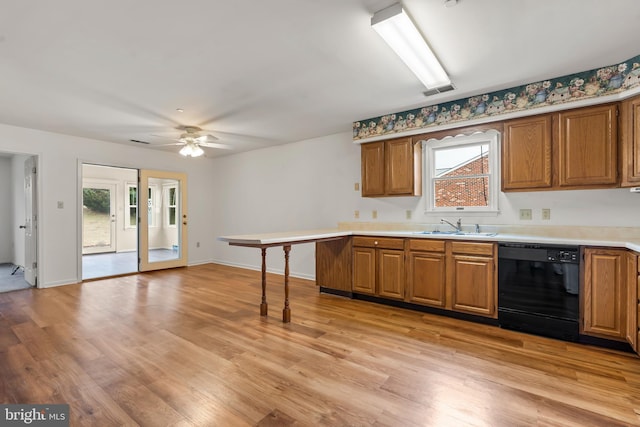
(218, 227, 640, 252)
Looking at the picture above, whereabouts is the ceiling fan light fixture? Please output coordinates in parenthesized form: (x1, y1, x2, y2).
(179, 144, 193, 157)
(191, 144, 204, 157)
(179, 141, 204, 157)
(371, 3, 451, 90)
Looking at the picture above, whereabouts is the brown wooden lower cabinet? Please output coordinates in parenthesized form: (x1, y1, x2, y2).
(317, 237, 638, 355)
(407, 239, 497, 318)
(450, 254, 496, 317)
(315, 237, 352, 293)
(352, 236, 405, 299)
(630, 252, 640, 353)
(407, 251, 446, 307)
(583, 248, 628, 341)
(353, 246, 376, 294)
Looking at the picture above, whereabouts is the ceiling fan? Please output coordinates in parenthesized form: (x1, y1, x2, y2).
(154, 126, 232, 157)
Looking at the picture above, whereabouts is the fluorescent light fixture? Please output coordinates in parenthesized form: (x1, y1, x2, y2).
(371, 3, 451, 90)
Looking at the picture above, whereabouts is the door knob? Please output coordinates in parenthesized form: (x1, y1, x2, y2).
(19, 225, 26, 229)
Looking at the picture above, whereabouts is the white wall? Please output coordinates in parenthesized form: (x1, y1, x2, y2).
(0, 157, 12, 263)
(211, 130, 640, 279)
(211, 132, 360, 279)
(0, 123, 215, 287)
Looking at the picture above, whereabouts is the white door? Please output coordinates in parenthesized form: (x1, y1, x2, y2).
(139, 170, 188, 271)
(24, 156, 37, 286)
(82, 183, 117, 254)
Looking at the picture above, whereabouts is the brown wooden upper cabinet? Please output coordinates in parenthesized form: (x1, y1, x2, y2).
(556, 104, 618, 187)
(502, 103, 618, 191)
(361, 137, 422, 197)
(502, 114, 553, 190)
(620, 95, 640, 186)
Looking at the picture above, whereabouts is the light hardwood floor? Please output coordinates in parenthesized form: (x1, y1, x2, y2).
(1, 263, 639, 426)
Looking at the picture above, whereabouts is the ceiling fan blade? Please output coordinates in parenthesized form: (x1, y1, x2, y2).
(196, 134, 219, 142)
(199, 142, 232, 149)
(151, 134, 181, 142)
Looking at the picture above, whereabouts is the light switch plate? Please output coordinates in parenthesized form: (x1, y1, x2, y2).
(354, 182, 360, 191)
(354, 210, 359, 219)
(372, 210, 377, 219)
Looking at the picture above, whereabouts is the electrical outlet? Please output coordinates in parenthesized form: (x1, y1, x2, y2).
(406, 210, 412, 220)
(354, 182, 360, 191)
(541, 208, 551, 220)
(354, 210, 359, 219)
(196, 242, 200, 248)
(372, 210, 377, 219)
(57, 201, 64, 209)
(519, 208, 532, 220)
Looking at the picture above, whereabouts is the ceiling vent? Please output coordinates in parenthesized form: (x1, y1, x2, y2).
(129, 139, 150, 144)
(423, 84, 455, 97)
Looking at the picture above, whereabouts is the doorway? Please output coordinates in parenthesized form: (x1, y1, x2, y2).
(0, 152, 38, 293)
(81, 164, 138, 280)
(80, 165, 188, 280)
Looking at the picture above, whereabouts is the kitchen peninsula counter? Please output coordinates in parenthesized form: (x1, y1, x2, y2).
(218, 225, 640, 323)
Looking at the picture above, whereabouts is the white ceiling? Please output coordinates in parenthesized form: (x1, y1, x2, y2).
(1, 0, 639, 157)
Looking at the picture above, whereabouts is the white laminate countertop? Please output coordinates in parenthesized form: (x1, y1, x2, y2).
(218, 228, 640, 252)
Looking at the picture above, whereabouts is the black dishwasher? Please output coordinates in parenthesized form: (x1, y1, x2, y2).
(498, 243, 580, 342)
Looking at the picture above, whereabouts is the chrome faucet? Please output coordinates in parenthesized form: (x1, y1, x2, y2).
(441, 218, 462, 232)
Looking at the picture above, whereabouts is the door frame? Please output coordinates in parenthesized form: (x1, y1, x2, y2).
(77, 161, 139, 282)
(139, 169, 188, 271)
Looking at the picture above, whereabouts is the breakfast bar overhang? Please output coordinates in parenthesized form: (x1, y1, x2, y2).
(218, 230, 349, 322)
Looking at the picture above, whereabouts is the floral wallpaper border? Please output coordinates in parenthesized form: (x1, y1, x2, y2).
(353, 54, 640, 140)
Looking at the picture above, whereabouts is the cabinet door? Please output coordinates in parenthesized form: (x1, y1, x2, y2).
(408, 251, 446, 307)
(353, 247, 376, 294)
(316, 238, 352, 292)
(625, 252, 638, 351)
(556, 104, 617, 187)
(386, 137, 419, 195)
(361, 142, 385, 197)
(451, 254, 495, 317)
(502, 115, 552, 190)
(583, 248, 626, 340)
(620, 96, 640, 186)
(378, 249, 405, 299)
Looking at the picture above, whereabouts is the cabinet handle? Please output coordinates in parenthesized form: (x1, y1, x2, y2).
(374, 241, 378, 245)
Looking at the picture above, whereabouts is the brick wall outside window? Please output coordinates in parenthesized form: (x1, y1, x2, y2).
(435, 155, 489, 207)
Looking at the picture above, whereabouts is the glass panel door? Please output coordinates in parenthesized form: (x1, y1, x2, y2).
(82, 183, 116, 254)
(139, 170, 188, 271)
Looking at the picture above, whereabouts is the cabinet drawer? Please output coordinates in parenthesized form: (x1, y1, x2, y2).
(409, 239, 446, 252)
(353, 236, 404, 250)
(450, 241, 495, 256)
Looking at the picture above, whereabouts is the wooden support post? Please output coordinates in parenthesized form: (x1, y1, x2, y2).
(282, 245, 291, 323)
(260, 247, 268, 316)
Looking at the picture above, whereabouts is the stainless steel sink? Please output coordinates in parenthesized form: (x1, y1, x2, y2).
(414, 230, 498, 237)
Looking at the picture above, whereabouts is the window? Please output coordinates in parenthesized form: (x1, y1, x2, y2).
(126, 184, 137, 228)
(165, 185, 177, 227)
(424, 130, 499, 213)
